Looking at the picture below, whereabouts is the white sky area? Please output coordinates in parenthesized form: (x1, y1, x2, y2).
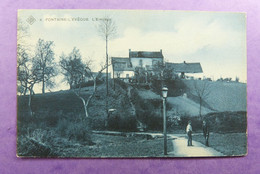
(18, 10, 247, 93)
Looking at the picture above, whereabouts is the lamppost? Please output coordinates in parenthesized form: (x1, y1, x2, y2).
(162, 86, 168, 155)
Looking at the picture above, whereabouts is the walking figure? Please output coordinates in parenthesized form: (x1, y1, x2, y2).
(186, 120, 192, 146)
(202, 120, 209, 146)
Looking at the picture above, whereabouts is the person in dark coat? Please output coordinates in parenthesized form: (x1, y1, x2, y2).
(186, 120, 192, 146)
(202, 120, 209, 146)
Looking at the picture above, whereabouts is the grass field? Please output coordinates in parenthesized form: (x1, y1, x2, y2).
(167, 96, 213, 116)
(73, 133, 173, 157)
(18, 131, 173, 157)
(184, 80, 247, 112)
(192, 132, 247, 156)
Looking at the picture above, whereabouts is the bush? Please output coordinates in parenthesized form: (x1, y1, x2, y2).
(114, 78, 128, 91)
(17, 129, 55, 157)
(56, 118, 93, 145)
(108, 112, 137, 132)
(151, 79, 187, 97)
(176, 111, 247, 133)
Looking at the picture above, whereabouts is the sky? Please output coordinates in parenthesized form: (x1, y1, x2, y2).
(18, 10, 247, 92)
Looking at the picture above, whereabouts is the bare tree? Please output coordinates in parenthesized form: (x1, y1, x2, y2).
(17, 18, 30, 46)
(17, 19, 42, 116)
(97, 17, 117, 122)
(32, 39, 57, 94)
(17, 19, 31, 95)
(192, 80, 211, 118)
(59, 47, 85, 89)
(18, 55, 42, 116)
(74, 63, 109, 118)
(97, 17, 117, 94)
(17, 45, 30, 95)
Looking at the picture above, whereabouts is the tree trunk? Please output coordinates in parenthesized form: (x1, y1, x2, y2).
(105, 36, 109, 127)
(42, 79, 45, 94)
(94, 79, 97, 92)
(113, 64, 115, 91)
(106, 37, 108, 96)
(23, 84, 28, 95)
(28, 84, 34, 116)
(79, 96, 88, 118)
(42, 67, 45, 94)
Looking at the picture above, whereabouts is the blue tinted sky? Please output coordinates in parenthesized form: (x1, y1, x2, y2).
(18, 10, 246, 91)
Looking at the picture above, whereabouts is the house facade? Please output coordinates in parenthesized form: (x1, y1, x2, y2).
(112, 49, 164, 82)
(112, 50, 203, 82)
(111, 57, 135, 81)
(129, 49, 164, 70)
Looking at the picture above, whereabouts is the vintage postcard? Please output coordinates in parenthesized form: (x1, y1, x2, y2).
(17, 10, 247, 158)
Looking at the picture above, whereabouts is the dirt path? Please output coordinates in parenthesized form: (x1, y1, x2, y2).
(168, 134, 224, 157)
(146, 133, 224, 157)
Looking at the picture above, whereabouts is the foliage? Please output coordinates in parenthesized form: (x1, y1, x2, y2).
(151, 79, 187, 97)
(130, 88, 163, 130)
(173, 111, 247, 133)
(17, 108, 93, 157)
(134, 67, 147, 83)
(114, 78, 128, 91)
(59, 47, 85, 89)
(108, 113, 137, 131)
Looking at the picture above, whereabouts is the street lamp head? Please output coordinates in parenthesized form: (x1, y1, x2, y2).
(162, 86, 168, 98)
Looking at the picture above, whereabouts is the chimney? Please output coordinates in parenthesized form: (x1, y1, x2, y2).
(129, 49, 131, 52)
(160, 49, 162, 53)
(184, 61, 186, 64)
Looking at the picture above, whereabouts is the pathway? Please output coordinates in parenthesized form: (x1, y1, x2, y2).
(167, 134, 224, 157)
(92, 131, 224, 157)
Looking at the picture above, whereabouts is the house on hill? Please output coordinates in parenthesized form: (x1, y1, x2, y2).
(112, 49, 164, 82)
(112, 50, 203, 81)
(129, 49, 164, 70)
(111, 57, 135, 81)
(165, 61, 203, 79)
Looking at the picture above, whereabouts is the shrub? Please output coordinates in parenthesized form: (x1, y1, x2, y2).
(114, 78, 128, 91)
(151, 79, 187, 97)
(108, 112, 137, 132)
(56, 118, 93, 145)
(17, 129, 55, 157)
(176, 111, 247, 133)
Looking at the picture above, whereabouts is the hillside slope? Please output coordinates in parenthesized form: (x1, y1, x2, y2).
(183, 80, 247, 112)
(167, 96, 213, 116)
(18, 82, 136, 131)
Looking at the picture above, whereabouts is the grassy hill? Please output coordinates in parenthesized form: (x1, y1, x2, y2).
(18, 88, 91, 115)
(146, 79, 246, 116)
(18, 81, 136, 131)
(167, 96, 213, 116)
(183, 80, 247, 112)
(17, 81, 137, 156)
